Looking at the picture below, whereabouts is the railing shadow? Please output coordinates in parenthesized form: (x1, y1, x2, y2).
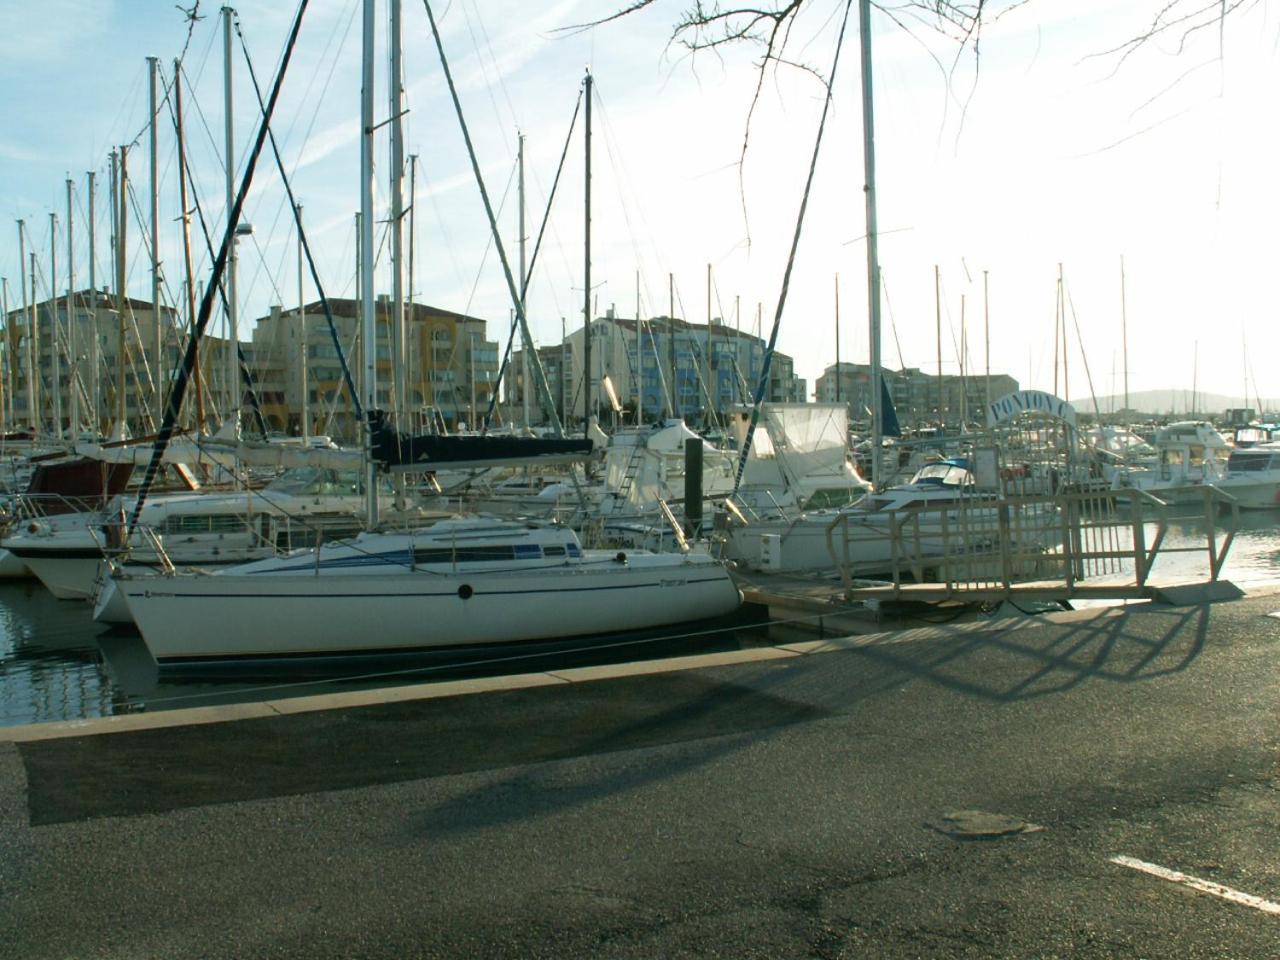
(401, 604, 1211, 839)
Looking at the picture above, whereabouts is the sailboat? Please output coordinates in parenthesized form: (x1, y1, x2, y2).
(110, 0, 742, 665)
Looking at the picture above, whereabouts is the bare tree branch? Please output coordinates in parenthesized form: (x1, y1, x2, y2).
(568, 0, 1262, 244)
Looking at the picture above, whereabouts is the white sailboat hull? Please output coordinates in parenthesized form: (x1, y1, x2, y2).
(117, 555, 742, 662)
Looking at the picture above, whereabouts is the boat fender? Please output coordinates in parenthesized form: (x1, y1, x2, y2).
(614, 551, 627, 564)
(457, 584, 473, 600)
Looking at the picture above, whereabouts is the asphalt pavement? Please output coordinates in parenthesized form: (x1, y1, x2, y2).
(2, 592, 1278, 958)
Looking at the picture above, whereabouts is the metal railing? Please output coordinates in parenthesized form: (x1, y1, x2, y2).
(825, 483, 1237, 600)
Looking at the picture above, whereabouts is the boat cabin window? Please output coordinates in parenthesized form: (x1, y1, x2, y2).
(159, 514, 248, 535)
(802, 488, 863, 510)
(1226, 452, 1275, 473)
(409, 541, 580, 563)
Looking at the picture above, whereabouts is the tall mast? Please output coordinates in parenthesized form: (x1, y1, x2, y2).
(834, 273, 841, 404)
(359, 0, 378, 526)
(297, 203, 307, 441)
(17, 221, 33, 429)
(49, 212, 63, 436)
(0, 278, 8, 429)
(517, 133, 529, 429)
(1053, 265, 1061, 397)
(1242, 330, 1247, 412)
(29, 253, 39, 431)
(934, 264, 942, 428)
(468, 331, 476, 427)
(117, 146, 129, 434)
(1120, 254, 1128, 414)
(705, 262, 712, 422)
(174, 62, 202, 433)
(860, 0, 880, 483)
(388, 0, 405, 428)
(668, 273, 676, 418)
(87, 170, 99, 436)
(1192, 341, 1198, 417)
(635, 270, 642, 425)
(983, 269, 991, 416)
(581, 69, 593, 438)
(66, 178, 78, 436)
(222, 6, 239, 432)
(148, 56, 162, 408)
(958, 294, 967, 426)
(0, 278, 8, 428)
(407, 154, 418, 429)
(1060, 264, 1069, 402)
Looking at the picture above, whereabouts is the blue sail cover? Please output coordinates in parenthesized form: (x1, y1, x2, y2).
(367, 410, 594, 471)
(880, 378, 902, 438)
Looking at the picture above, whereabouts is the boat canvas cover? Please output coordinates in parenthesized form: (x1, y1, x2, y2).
(758, 404, 850, 480)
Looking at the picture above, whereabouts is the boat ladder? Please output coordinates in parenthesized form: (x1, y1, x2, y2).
(614, 445, 645, 502)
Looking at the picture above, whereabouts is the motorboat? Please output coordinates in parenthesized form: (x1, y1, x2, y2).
(716, 457, 1057, 576)
(3, 467, 372, 604)
(112, 516, 742, 664)
(1109, 421, 1229, 505)
(0, 455, 136, 581)
(1212, 442, 1280, 509)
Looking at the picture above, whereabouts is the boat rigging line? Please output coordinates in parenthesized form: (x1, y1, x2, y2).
(419, 0, 564, 437)
(733, 0, 854, 495)
(1063, 275, 1102, 419)
(482, 89, 584, 431)
(230, 22, 363, 426)
(160, 65, 273, 439)
(126, 0, 311, 538)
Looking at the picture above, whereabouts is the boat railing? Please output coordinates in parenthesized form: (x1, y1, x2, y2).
(135, 525, 177, 576)
(656, 499, 690, 554)
(6, 491, 110, 521)
(827, 482, 1237, 600)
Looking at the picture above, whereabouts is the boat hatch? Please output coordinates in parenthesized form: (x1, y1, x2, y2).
(908, 462, 974, 488)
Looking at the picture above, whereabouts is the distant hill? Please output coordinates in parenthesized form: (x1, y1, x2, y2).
(1068, 389, 1278, 418)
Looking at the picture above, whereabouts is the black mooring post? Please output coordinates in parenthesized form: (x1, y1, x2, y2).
(685, 436, 704, 537)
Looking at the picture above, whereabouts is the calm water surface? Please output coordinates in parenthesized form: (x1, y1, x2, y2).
(2, 508, 1276, 727)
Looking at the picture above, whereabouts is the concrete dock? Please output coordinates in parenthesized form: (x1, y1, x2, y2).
(3, 588, 1279, 958)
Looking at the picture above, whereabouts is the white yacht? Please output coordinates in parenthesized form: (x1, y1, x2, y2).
(1212, 442, 1280, 509)
(111, 517, 742, 664)
(3, 468, 371, 604)
(1109, 421, 1229, 505)
(717, 457, 1057, 576)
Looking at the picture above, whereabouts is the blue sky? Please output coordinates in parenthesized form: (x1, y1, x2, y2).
(1, 0, 1277, 408)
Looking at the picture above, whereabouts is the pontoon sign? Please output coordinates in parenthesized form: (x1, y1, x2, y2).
(986, 390, 1077, 427)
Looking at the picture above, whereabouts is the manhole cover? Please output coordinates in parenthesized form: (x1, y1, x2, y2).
(927, 810, 1045, 839)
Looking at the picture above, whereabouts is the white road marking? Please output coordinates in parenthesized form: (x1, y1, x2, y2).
(1110, 856, 1280, 916)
